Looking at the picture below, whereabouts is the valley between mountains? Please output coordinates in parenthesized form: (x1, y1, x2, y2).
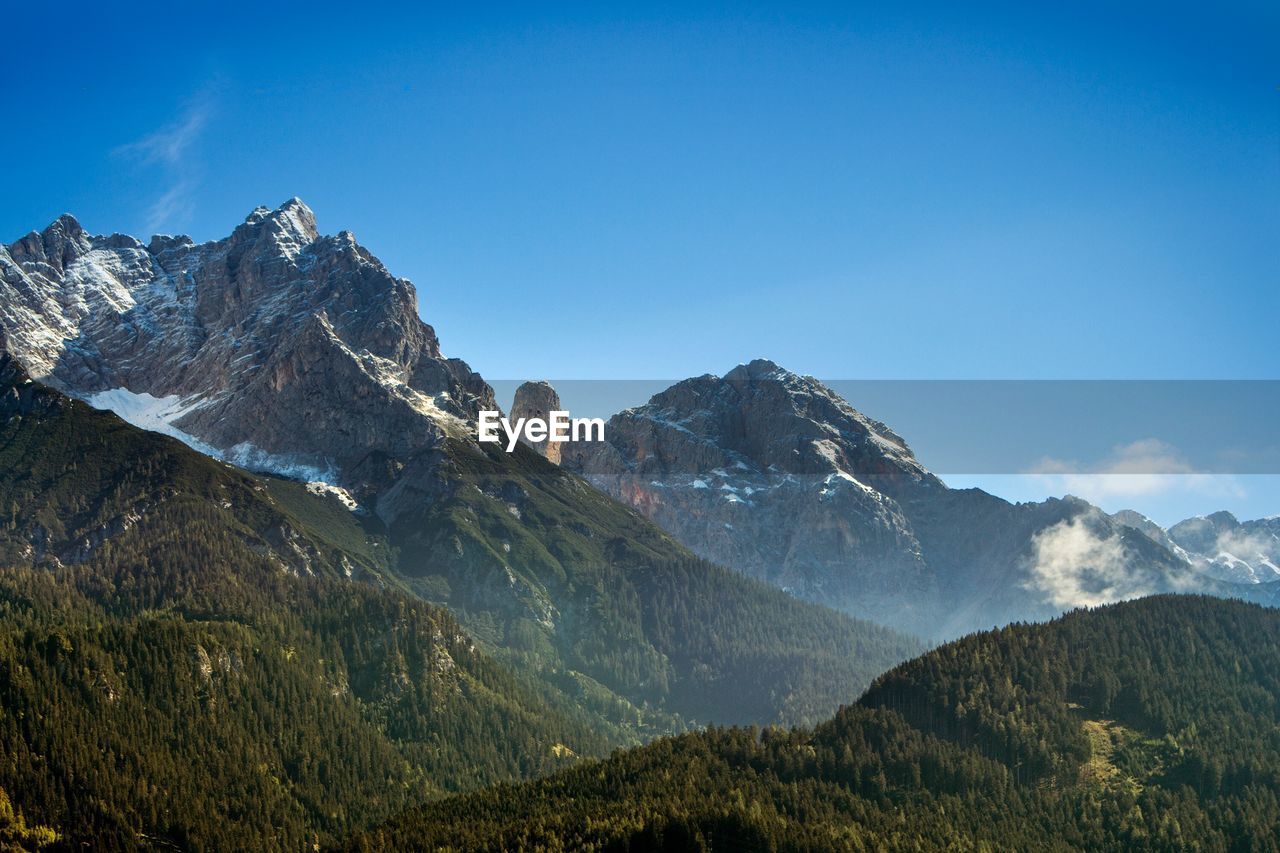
(0, 200, 1276, 848)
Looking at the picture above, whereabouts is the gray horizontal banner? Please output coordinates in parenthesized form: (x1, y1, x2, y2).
(486, 379, 1280, 475)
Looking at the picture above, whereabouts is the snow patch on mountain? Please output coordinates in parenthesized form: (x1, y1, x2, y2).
(86, 386, 352, 492)
(224, 443, 338, 486)
(87, 388, 220, 457)
(87, 386, 353, 491)
(306, 481, 361, 512)
(813, 439, 876, 494)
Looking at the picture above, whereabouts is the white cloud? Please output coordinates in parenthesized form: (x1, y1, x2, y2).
(1027, 439, 1245, 502)
(1026, 509, 1196, 608)
(118, 98, 210, 167)
(1026, 512, 1144, 608)
(115, 87, 216, 234)
(140, 178, 199, 236)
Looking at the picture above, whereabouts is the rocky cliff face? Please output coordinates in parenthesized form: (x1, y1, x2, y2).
(510, 380, 563, 463)
(0, 199, 492, 510)
(560, 360, 940, 626)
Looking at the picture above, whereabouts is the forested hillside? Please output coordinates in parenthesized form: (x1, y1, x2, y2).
(0, 356, 612, 847)
(348, 595, 1280, 851)
(0, 355, 919, 846)
(393, 436, 921, 730)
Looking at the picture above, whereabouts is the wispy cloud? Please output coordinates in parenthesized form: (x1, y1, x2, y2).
(115, 88, 216, 235)
(118, 98, 210, 167)
(1027, 439, 1245, 502)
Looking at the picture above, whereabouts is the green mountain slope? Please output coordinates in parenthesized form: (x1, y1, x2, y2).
(348, 595, 1280, 851)
(0, 354, 919, 846)
(386, 438, 921, 731)
(0, 356, 612, 847)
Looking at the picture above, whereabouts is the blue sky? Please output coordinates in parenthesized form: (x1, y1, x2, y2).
(3, 1, 1278, 520)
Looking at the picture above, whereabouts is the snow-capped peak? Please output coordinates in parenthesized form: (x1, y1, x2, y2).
(0, 199, 495, 503)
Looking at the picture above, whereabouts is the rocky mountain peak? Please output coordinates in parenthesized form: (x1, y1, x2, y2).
(7, 213, 92, 274)
(45, 212, 86, 241)
(262, 196, 319, 242)
(0, 200, 494, 506)
(557, 361, 942, 626)
(511, 380, 563, 463)
(1168, 515, 1229, 552)
(1206, 510, 1241, 528)
(606, 360, 937, 492)
(724, 357, 786, 381)
(223, 197, 320, 263)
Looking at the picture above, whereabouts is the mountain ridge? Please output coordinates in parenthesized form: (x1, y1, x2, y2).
(0, 201, 923, 735)
(548, 363, 1259, 637)
(5, 199, 1258, 641)
(1115, 508, 1280, 585)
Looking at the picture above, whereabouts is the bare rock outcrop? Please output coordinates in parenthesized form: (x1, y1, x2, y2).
(510, 380, 563, 463)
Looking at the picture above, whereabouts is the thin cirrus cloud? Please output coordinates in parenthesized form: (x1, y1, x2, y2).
(114, 89, 215, 235)
(1026, 438, 1246, 502)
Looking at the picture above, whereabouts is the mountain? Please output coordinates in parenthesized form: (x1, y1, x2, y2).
(558, 361, 939, 627)
(1168, 512, 1280, 584)
(557, 360, 1214, 637)
(0, 350, 615, 847)
(346, 595, 1280, 850)
(1112, 508, 1280, 586)
(0, 200, 490, 500)
(509, 379, 563, 462)
(0, 203, 921, 736)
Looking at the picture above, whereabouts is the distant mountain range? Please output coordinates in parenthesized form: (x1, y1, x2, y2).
(534, 363, 1278, 636)
(1, 199, 1277, 846)
(1113, 509, 1280, 585)
(0, 201, 919, 735)
(3, 200, 1274, 647)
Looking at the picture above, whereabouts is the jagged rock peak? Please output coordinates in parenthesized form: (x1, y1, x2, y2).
(625, 358, 934, 486)
(0, 198, 495, 501)
(229, 197, 320, 252)
(44, 212, 85, 239)
(559, 358, 940, 628)
(7, 213, 92, 274)
(724, 358, 787, 381)
(265, 197, 318, 238)
(512, 380, 563, 463)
